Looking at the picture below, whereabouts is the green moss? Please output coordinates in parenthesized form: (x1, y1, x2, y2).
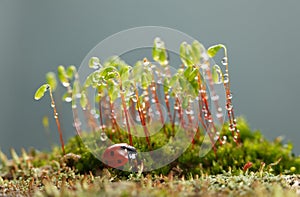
(60, 117, 300, 176)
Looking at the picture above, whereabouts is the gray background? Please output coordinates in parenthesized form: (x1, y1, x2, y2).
(0, 0, 300, 156)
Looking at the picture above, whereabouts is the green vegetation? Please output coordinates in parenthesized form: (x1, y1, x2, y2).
(0, 38, 293, 195)
(0, 119, 300, 196)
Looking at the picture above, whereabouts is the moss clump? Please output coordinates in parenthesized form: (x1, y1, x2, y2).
(61, 117, 300, 176)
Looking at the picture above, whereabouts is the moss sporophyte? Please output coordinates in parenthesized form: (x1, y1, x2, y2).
(32, 37, 300, 177)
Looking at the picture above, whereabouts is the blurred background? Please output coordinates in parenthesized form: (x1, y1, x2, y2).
(0, 0, 299, 156)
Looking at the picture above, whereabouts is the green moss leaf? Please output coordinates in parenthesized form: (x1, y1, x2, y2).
(180, 42, 194, 67)
(89, 57, 100, 69)
(66, 65, 77, 79)
(45, 72, 57, 91)
(34, 84, 49, 100)
(211, 64, 223, 84)
(191, 40, 205, 63)
(57, 65, 69, 87)
(152, 37, 168, 66)
(207, 44, 225, 58)
(80, 90, 88, 110)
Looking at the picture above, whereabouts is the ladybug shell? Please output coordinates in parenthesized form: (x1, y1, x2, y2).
(102, 143, 129, 168)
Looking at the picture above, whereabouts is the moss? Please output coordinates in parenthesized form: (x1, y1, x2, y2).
(59, 117, 300, 176)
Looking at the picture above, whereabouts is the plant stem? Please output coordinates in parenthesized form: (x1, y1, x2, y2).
(135, 88, 151, 148)
(120, 83, 133, 146)
(48, 88, 65, 155)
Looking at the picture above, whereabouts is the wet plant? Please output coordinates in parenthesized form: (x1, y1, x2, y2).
(34, 79, 65, 155)
(33, 38, 244, 170)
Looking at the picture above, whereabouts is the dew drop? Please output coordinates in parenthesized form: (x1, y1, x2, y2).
(131, 97, 138, 103)
(89, 57, 100, 69)
(185, 109, 194, 115)
(64, 96, 72, 103)
(227, 93, 233, 100)
(223, 74, 229, 84)
(51, 103, 55, 108)
(214, 136, 219, 141)
(221, 57, 228, 65)
(229, 124, 235, 131)
(62, 82, 70, 87)
(100, 132, 108, 141)
(144, 96, 150, 102)
(226, 103, 233, 111)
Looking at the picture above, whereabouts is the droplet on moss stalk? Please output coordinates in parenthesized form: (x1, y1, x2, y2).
(221, 57, 228, 66)
(223, 73, 229, 84)
(89, 57, 101, 69)
(100, 132, 108, 141)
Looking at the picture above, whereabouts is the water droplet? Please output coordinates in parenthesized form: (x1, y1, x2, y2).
(62, 82, 70, 87)
(214, 135, 219, 141)
(221, 57, 228, 65)
(54, 113, 58, 119)
(131, 97, 138, 103)
(64, 96, 72, 103)
(226, 103, 233, 111)
(89, 57, 100, 69)
(227, 93, 233, 100)
(229, 124, 235, 131)
(51, 103, 55, 108)
(223, 74, 229, 84)
(217, 107, 222, 112)
(100, 132, 108, 141)
(185, 109, 194, 115)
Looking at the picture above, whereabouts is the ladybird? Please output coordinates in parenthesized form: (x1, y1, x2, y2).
(102, 143, 137, 168)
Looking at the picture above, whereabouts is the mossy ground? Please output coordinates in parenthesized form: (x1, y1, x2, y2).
(1, 118, 300, 196)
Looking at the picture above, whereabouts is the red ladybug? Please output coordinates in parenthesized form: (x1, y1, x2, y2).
(102, 143, 137, 168)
